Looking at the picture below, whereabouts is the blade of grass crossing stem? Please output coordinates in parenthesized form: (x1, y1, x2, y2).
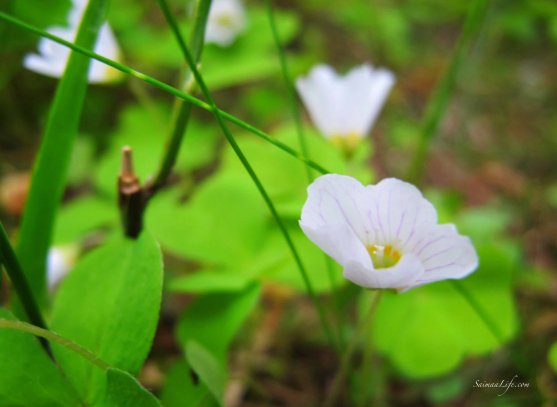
(266, 0, 342, 344)
(149, 0, 212, 194)
(0, 12, 329, 176)
(156, 0, 339, 351)
(407, 0, 489, 184)
(14, 0, 109, 307)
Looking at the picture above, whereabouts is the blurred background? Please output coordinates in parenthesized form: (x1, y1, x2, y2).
(1, 0, 556, 405)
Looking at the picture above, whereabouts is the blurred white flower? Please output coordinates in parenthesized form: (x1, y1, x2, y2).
(296, 64, 395, 152)
(205, 0, 246, 46)
(23, 0, 122, 84)
(47, 245, 79, 291)
(300, 174, 478, 292)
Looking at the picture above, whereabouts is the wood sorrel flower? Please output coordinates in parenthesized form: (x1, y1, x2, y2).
(23, 0, 122, 83)
(296, 64, 395, 154)
(205, 0, 246, 47)
(300, 174, 478, 292)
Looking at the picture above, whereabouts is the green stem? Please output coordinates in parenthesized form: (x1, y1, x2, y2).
(0, 318, 110, 370)
(266, 0, 343, 346)
(265, 0, 311, 180)
(149, 0, 212, 195)
(0, 11, 329, 176)
(0, 223, 50, 353)
(323, 290, 382, 407)
(407, 0, 489, 184)
(156, 0, 339, 352)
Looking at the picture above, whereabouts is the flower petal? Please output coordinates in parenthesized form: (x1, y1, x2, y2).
(343, 253, 424, 290)
(299, 221, 371, 270)
(364, 178, 438, 248)
(411, 224, 479, 285)
(340, 64, 395, 135)
(296, 64, 341, 137)
(301, 174, 375, 244)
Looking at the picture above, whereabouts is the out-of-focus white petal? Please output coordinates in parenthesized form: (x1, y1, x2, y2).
(88, 23, 122, 83)
(205, 0, 246, 46)
(47, 245, 78, 290)
(296, 63, 395, 142)
(295, 65, 341, 137)
(346, 64, 395, 135)
(23, 0, 122, 84)
(343, 253, 424, 290)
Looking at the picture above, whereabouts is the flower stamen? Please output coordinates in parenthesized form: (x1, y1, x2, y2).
(367, 244, 401, 269)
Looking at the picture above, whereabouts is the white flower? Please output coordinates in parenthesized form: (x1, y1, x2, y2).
(296, 64, 395, 152)
(47, 245, 78, 290)
(23, 0, 122, 84)
(205, 0, 246, 46)
(299, 174, 478, 292)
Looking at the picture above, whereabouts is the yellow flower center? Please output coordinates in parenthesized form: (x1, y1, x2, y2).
(216, 14, 235, 28)
(367, 244, 401, 269)
(330, 133, 361, 156)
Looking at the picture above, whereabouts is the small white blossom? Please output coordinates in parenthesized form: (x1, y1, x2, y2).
(23, 0, 122, 84)
(205, 0, 246, 47)
(300, 174, 478, 292)
(47, 245, 78, 290)
(296, 64, 395, 152)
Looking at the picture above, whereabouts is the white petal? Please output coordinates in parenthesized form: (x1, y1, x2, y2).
(23, 53, 67, 78)
(296, 64, 343, 137)
(299, 221, 371, 270)
(88, 23, 122, 83)
(301, 174, 375, 244)
(47, 246, 77, 290)
(349, 65, 395, 135)
(364, 178, 438, 248)
(205, 0, 246, 46)
(411, 224, 479, 285)
(343, 253, 424, 290)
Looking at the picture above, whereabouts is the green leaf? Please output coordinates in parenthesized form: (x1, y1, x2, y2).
(256, 222, 344, 293)
(177, 284, 261, 362)
(122, 6, 299, 89)
(170, 270, 254, 294)
(372, 242, 518, 378)
(0, 309, 81, 407)
(96, 368, 162, 407)
(161, 360, 214, 407)
(94, 103, 219, 196)
(220, 125, 347, 218)
(16, 0, 111, 305)
(148, 173, 268, 265)
(50, 232, 163, 403)
(53, 196, 117, 244)
(186, 341, 227, 406)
